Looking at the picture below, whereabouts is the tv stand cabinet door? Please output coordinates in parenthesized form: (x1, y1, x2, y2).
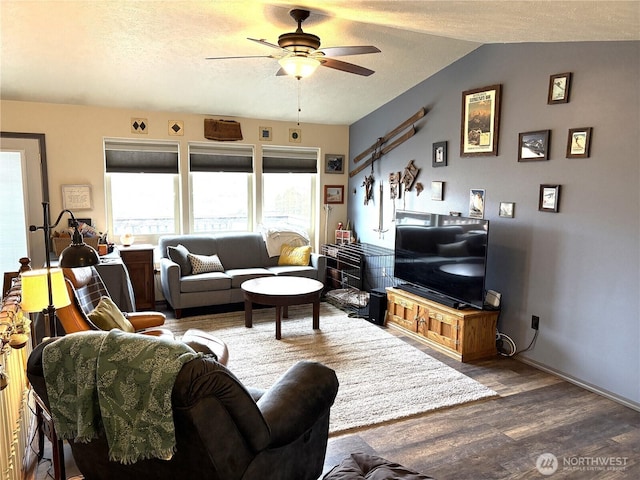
(385, 289, 419, 332)
(417, 306, 460, 352)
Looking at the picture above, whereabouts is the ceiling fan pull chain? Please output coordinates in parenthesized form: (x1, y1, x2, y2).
(297, 79, 301, 125)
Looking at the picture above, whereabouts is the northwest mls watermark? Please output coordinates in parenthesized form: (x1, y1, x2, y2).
(536, 453, 629, 475)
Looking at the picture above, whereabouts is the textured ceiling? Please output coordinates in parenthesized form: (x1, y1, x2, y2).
(1, 1, 638, 125)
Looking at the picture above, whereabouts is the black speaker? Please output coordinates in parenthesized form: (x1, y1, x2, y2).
(368, 288, 387, 325)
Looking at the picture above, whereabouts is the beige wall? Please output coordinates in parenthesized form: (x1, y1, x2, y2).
(1, 100, 350, 250)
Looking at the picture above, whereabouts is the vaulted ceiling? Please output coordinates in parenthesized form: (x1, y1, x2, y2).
(1, 1, 638, 125)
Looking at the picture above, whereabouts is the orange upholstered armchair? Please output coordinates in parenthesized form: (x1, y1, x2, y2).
(56, 266, 169, 336)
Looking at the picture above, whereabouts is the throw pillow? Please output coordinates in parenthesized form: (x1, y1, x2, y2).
(167, 244, 192, 276)
(278, 244, 311, 266)
(87, 296, 135, 333)
(437, 240, 469, 257)
(188, 253, 225, 275)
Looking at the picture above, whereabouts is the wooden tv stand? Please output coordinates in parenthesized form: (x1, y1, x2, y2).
(385, 287, 498, 362)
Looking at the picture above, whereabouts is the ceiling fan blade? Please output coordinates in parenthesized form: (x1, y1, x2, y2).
(205, 55, 274, 60)
(317, 46, 381, 57)
(247, 37, 287, 51)
(275, 67, 288, 76)
(320, 58, 375, 76)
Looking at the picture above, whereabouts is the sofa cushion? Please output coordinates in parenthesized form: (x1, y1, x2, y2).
(180, 272, 232, 293)
(188, 253, 225, 274)
(268, 265, 317, 279)
(278, 245, 311, 266)
(167, 244, 192, 276)
(87, 296, 135, 333)
(225, 268, 275, 288)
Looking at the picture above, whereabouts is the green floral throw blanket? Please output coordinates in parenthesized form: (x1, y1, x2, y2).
(42, 330, 201, 464)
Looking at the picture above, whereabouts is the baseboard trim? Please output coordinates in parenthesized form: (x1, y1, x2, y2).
(516, 356, 640, 412)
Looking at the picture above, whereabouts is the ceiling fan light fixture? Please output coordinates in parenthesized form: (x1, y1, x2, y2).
(278, 55, 320, 78)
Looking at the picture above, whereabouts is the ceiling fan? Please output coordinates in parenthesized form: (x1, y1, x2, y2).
(206, 8, 380, 78)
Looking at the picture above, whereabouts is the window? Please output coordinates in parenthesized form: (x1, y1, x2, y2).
(189, 143, 253, 232)
(0, 151, 28, 273)
(262, 146, 318, 236)
(105, 140, 180, 242)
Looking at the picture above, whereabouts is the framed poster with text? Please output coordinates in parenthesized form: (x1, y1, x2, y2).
(460, 84, 502, 157)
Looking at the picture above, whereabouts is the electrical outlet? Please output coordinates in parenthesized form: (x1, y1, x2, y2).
(531, 315, 540, 330)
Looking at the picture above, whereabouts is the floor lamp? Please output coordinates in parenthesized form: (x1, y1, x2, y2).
(20, 202, 100, 338)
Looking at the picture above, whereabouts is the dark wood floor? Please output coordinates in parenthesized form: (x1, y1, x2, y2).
(37, 303, 639, 479)
(323, 326, 639, 479)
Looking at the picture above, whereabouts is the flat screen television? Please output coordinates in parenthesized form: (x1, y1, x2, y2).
(393, 210, 489, 309)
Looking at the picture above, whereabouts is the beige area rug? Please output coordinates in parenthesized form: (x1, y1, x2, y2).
(165, 302, 497, 434)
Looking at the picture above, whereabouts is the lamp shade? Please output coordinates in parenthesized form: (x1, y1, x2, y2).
(278, 55, 320, 78)
(20, 268, 71, 312)
(59, 243, 100, 267)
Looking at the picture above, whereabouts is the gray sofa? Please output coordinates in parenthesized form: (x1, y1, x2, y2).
(158, 232, 326, 318)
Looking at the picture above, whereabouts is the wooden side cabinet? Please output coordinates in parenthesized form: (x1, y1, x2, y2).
(386, 287, 498, 362)
(119, 244, 155, 310)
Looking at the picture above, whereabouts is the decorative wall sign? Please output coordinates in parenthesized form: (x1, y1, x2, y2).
(460, 84, 502, 156)
(499, 202, 515, 218)
(469, 188, 485, 219)
(131, 118, 148, 134)
(518, 130, 550, 161)
(539, 184, 561, 212)
(259, 126, 272, 141)
(431, 181, 444, 201)
(548, 72, 572, 104)
(566, 127, 592, 158)
(324, 185, 344, 204)
(400, 160, 419, 191)
(432, 141, 447, 167)
(168, 120, 184, 136)
(324, 154, 345, 174)
(62, 184, 92, 210)
(289, 128, 301, 143)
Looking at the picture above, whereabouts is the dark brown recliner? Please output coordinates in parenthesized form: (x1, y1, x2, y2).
(27, 337, 339, 480)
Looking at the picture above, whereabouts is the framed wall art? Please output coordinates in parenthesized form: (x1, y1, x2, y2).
(431, 181, 444, 201)
(469, 188, 485, 219)
(61, 184, 92, 210)
(499, 202, 515, 218)
(259, 126, 272, 141)
(539, 184, 561, 212)
(548, 72, 572, 104)
(460, 84, 502, 157)
(324, 154, 345, 174)
(324, 185, 344, 204)
(566, 127, 592, 158)
(518, 130, 550, 162)
(432, 141, 447, 167)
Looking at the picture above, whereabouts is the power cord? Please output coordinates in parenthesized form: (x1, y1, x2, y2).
(514, 329, 538, 355)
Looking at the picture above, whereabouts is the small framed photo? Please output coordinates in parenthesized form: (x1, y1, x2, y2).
(61, 184, 92, 210)
(539, 184, 561, 213)
(259, 126, 272, 141)
(324, 154, 345, 174)
(432, 141, 447, 167)
(548, 72, 572, 104)
(469, 188, 485, 219)
(518, 130, 550, 162)
(566, 127, 592, 158)
(324, 185, 344, 204)
(499, 202, 515, 218)
(289, 128, 301, 143)
(431, 181, 444, 201)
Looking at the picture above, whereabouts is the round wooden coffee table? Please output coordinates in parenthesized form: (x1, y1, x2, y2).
(241, 276, 324, 339)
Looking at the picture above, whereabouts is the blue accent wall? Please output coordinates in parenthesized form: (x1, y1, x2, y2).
(348, 42, 639, 407)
